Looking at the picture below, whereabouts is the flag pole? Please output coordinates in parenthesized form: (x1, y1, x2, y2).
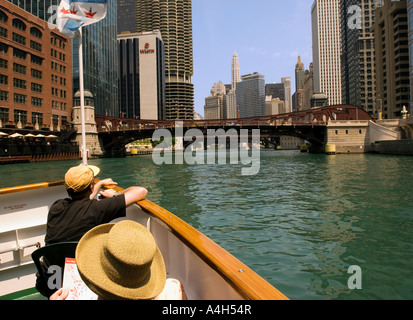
(78, 27, 87, 165)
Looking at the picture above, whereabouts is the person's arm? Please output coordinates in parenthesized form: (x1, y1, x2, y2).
(100, 186, 148, 207)
(90, 178, 117, 199)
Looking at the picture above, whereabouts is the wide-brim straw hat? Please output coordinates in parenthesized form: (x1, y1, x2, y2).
(76, 220, 166, 300)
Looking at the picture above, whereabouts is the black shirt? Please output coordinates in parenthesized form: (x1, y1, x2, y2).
(45, 195, 126, 245)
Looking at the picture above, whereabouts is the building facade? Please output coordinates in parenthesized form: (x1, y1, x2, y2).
(340, 0, 377, 117)
(118, 31, 165, 120)
(9, 0, 119, 118)
(236, 72, 265, 118)
(0, 1, 72, 129)
(232, 51, 240, 90)
(266, 96, 285, 115)
(312, 0, 342, 105)
(204, 81, 225, 120)
(281, 77, 292, 113)
(265, 83, 285, 101)
(303, 62, 314, 110)
(374, 0, 409, 119)
(407, 0, 413, 115)
(134, 0, 194, 120)
(73, 0, 118, 117)
(117, 0, 135, 33)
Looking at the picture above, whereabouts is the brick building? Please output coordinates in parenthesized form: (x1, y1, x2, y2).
(0, 1, 72, 130)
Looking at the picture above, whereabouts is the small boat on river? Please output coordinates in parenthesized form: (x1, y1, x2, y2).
(0, 179, 288, 300)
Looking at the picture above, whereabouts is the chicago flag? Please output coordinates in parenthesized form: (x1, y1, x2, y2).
(57, 0, 107, 38)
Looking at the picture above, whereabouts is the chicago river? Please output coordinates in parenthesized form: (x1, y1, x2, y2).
(2, 150, 413, 300)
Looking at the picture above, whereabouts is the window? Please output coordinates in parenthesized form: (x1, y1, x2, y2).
(31, 82, 42, 93)
(14, 93, 27, 104)
(30, 27, 42, 39)
(32, 112, 43, 125)
(0, 58, 7, 69)
(31, 68, 42, 79)
(13, 63, 26, 75)
(31, 97, 42, 107)
(13, 78, 26, 89)
(13, 47, 26, 60)
(0, 26, 7, 38)
(31, 54, 42, 65)
(12, 18, 26, 31)
(12, 32, 26, 45)
(0, 90, 8, 101)
(30, 40, 42, 52)
(0, 74, 7, 85)
(0, 107, 8, 122)
(0, 10, 8, 23)
(14, 110, 27, 124)
(0, 42, 8, 54)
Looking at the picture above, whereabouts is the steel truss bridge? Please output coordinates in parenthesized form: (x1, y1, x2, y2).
(94, 105, 374, 157)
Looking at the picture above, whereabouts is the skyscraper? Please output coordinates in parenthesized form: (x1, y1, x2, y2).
(133, 0, 194, 120)
(117, 0, 135, 33)
(293, 56, 305, 111)
(236, 73, 265, 118)
(340, 0, 376, 116)
(295, 56, 305, 91)
(374, 0, 409, 119)
(232, 51, 240, 91)
(311, 0, 342, 105)
(409, 0, 413, 115)
(118, 31, 165, 120)
(282, 77, 292, 113)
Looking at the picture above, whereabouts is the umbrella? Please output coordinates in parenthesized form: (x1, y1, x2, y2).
(25, 133, 36, 137)
(46, 134, 58, 138)
(35, 134, 46, 138)
(0, 132, 8, 136)
(9, 133, 23, 138)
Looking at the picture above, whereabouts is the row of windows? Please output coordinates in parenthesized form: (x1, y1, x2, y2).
(0, 58, 42, 79)
(51, 61, 67, 73)
(0, 90, 43, 107)
(0, 44, 44, 66)
(0, 73, 67, 97)
(0, 91, 66, 111)
(51, 87, 67, 98)
(0, 10, 42, 37)
(51, 48, 66, 62)
(0, 74, 42, 91)
(0, 107, 68, 126)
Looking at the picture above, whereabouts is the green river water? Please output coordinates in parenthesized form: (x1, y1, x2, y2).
(1, 150, 413, 300)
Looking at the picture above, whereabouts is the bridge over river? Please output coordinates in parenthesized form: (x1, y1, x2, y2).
(92, 105, 376, 157)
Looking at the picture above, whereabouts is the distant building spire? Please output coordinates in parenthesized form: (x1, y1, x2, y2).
(232, 51, 240, 91)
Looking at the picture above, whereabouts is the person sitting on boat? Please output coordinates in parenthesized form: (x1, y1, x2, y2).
(45, 164, 148, 245)
(50, 220, 187, 300)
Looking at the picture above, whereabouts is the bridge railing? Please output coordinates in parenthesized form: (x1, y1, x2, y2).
(95, 105, 374, 133)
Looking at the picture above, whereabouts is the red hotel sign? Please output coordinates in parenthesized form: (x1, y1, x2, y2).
(140, 43, 155, 54)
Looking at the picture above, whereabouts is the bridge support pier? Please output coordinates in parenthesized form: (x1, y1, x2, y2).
(72, 91, 104, 158)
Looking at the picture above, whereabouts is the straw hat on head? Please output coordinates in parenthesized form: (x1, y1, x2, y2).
(75, 220, 166, 300)
(65, 164, 101, 192)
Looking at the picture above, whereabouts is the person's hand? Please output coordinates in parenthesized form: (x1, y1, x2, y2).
(99, 179, 117, 187)
(49, 288, 69, 300)
(100, 188, 118, 198)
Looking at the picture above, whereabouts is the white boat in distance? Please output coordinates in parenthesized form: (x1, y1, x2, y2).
(0, 180, 288, 300)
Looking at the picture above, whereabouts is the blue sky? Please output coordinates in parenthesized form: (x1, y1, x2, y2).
(192, 0, 314, 116)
